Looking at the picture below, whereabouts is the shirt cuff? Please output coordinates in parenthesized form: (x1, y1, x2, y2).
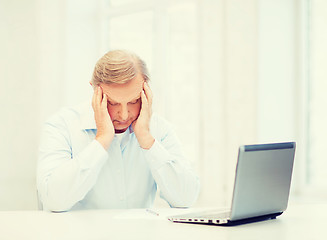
(142, 139, 171, 170)
(77, 140, 108, 170)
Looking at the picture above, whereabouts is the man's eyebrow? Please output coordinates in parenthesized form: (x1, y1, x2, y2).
(105, 96, 115, 103)
(107, 96, 140, 103)
(129, 96, 141, 102)
(107, 97, 118, 103)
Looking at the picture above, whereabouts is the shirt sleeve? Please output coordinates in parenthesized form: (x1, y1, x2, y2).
(37, 114, 108, 212)
(142, 122, 200, 208)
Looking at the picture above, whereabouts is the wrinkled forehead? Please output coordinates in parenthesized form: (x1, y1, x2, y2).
(100, 74, 144, 103)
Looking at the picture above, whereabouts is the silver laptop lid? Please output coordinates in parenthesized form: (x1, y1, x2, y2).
(230, 142, 296, 221)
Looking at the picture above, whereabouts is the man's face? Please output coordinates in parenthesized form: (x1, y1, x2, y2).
(100, 74, 144, 134)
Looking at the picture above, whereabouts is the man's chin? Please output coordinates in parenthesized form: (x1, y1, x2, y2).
(114, 127, 129, 134)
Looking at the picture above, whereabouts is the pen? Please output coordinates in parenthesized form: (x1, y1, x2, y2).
(146, 208, 159, 216)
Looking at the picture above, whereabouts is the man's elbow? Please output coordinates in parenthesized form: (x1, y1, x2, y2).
(42, 199, 73, 212)
(39, 192, 74, 212)
(170, 195, 198, 208)
(171, 182, 200, 208)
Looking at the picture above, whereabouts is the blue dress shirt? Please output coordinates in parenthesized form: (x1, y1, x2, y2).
(37, 100, 200, 211)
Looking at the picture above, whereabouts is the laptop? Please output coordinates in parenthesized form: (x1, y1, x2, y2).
(168, 142, 296, 226)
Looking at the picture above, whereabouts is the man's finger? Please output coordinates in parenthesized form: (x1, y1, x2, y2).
(143, 82, 153, 106)
(92, 90, 95, 110)
(138, 90, 148, 117)
(102, 93, 108, 110)
(141, 90, 148, 108)
(92, 86, 98, 109)
(95, 86, 102, 108)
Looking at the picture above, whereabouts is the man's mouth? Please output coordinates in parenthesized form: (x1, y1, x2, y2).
(115, 120, 130, 125)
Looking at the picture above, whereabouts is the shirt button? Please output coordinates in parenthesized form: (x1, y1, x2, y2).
(117, 170, 121, 174)
(120, 196, 124, 201)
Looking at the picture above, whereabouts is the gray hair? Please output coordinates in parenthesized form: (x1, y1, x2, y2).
(91, 50, 150, 85)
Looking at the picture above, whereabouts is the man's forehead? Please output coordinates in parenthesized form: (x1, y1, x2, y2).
(100, 75, 144, 103)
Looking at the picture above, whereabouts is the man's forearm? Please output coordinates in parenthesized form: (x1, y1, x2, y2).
(143, 140, 200, 207)
(137, 132, 155, 149)
(96, 134, 114, 150)
(38, 140, 108, 211)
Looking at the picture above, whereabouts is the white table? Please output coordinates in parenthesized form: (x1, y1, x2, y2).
(0, 203, 326, 240)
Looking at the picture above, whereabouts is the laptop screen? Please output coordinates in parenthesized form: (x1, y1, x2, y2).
(230, 142, 296, 221)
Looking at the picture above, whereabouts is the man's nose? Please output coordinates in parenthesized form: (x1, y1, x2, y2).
(120, 105, 129, 121)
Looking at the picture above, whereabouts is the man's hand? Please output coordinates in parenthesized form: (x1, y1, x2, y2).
(92, 86, 115, 150)
(132, 82, 155, 149)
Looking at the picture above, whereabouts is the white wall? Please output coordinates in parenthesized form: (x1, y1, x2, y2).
(38, 0, 101, 123)
(257, 0, 297, 142)
(0, 0, 102, 210)
(0, 0, 303, 210)
(197, 0, 258, 207)
(0, 0, 39, 210)
(257, 0, 305, 196)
